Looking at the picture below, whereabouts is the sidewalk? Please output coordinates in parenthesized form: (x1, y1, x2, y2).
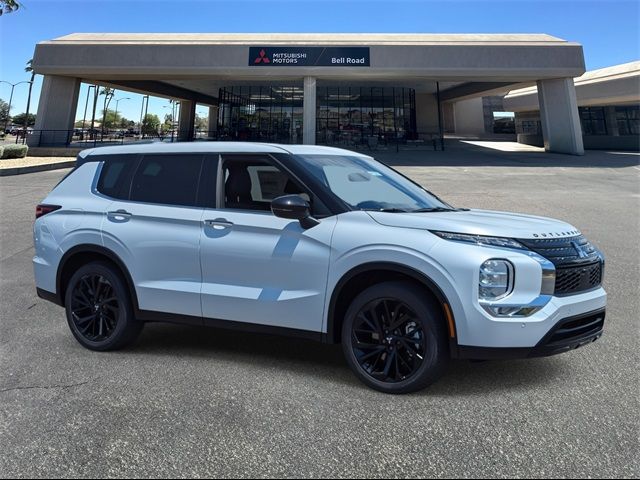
(0, 156, 76, 176)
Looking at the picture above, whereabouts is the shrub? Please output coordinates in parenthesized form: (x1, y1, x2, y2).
(1, 144, 28, 159)
(0, 146, 3, 158)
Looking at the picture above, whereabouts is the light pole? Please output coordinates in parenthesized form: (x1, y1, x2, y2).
(81, 85, 96, 135)
(196, 108, 208, 139)
(139, 95, 149, 138)
(1, 80, 32, 133)
(173, 101, 181, 141)
(113, 97, 130, 132)
(163, 100, 179, 142)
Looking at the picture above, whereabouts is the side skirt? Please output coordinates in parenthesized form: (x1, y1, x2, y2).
(137, 309, 325, 343)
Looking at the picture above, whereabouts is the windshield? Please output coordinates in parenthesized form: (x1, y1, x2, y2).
(295, 154, 452, 212)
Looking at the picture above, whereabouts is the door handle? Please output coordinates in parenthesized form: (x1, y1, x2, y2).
(107, 209, 132, 220)
(204, 218, 234, 228)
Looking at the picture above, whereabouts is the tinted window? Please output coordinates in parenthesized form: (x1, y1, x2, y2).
(130, 155, 203, 207)
(223, 158, 309, 211)
(97, 156, 136, 200)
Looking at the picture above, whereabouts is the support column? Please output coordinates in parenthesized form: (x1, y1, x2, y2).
(604, 106, 619, 136)
(537, 78, 584, 155)
(29, 75, 81, 147)
(303, 77, 316, 145)
(208, 105, 218, 138)
(178, 100, 196, 142)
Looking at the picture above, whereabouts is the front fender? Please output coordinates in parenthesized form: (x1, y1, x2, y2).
(324, 212, 466, 338)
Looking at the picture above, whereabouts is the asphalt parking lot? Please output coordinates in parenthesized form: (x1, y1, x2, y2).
(1, 145, 639, 478)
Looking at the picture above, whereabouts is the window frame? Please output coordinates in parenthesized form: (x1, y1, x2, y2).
(579, 106, 608, 136)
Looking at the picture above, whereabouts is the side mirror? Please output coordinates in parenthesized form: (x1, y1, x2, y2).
(271, 195, 320, 229)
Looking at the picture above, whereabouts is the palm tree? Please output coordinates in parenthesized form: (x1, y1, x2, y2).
(0, 1, 21, 16)
(99, 87, 115, 135)
(23, 59, 35, 135)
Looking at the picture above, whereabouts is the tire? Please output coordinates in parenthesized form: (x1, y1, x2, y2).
(64, 261, 143, 351)
(341, 281, 449, 394)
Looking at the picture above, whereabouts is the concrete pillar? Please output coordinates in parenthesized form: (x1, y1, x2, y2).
(452, 97, 485, 135)
(303, 77, 316, 145)
(29, 75, 81, 147)
(537, 78, 584, 155)
(604, 106, 619, 136)
(208, 105, 218, 138)
(442, 102, 455, 133)
(178, 100, 196, 141)
(415, 93, 439, 135)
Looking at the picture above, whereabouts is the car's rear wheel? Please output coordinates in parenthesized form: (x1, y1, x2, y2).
(342, 281, 449, 394)
(64, 261, 142, 351)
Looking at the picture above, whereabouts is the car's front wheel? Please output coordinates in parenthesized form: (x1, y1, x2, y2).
(64, 261, 142, 351)
(342, 281, 449, 394)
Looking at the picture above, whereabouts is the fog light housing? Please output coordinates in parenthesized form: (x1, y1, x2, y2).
(479, 259, 514, 301)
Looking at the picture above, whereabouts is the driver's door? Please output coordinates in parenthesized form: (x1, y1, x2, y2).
(199, 154, 337, 333)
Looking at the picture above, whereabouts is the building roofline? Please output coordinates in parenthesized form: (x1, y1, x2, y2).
(43, 32, 577, 47)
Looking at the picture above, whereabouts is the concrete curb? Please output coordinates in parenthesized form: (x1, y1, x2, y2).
(0, 161, 75, 176)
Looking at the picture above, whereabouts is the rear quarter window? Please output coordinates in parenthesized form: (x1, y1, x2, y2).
(96, 155, 138, 200)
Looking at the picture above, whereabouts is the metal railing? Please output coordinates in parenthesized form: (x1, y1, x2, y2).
(11, 129, 176, 148)
(8, 128, 445, 152)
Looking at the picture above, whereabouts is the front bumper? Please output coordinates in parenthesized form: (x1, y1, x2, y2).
(456, 308, 606, 360)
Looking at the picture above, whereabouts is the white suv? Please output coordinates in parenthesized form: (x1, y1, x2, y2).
(33, 143, 607, 393)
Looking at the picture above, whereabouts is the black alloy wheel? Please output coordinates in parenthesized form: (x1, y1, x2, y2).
(342, 281, 448, 394)
(65, 261, 143, 351)
(351, 298, 426, 383)
(69, 273, 120, 342)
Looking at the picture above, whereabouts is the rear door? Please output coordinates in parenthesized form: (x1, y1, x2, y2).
(100, 153, 206, 319)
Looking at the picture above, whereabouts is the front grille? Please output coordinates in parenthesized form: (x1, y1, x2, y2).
(518, 235, 604, 296)
(518, 235, 599, 266)
(555, 262, 602, 296)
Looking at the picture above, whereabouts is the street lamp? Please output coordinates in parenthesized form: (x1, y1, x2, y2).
(81, 85, 96, 133)
(139, 95, 149, 137)
(163, 99, 178, 142)
(0, 80, 33, 133)
(113, 97, 130, 132)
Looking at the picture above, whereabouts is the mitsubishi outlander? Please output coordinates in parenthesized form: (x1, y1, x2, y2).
(33, 143, 606, 393)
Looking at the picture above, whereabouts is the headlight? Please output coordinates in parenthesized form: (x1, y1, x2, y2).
(479, 259, 514, 301)
(431, 231, 526, 250)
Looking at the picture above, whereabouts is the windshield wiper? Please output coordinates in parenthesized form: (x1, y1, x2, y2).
(367, 208, 410, 213)
(410, 207, 460, 213)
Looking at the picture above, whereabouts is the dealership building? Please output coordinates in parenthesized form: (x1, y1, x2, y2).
(504, 61, 639, 151)
(31, 33, 591, 154)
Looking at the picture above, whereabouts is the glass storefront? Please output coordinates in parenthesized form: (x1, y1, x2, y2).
(216, 85, 417, 145)
(217, 86, 304, 143)
(615, 105, 639, 136)
(579, 106, 607, 135)
(316, 86, 416, 146)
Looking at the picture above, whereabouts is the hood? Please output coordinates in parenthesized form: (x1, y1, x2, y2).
(366, 209, 580, 240)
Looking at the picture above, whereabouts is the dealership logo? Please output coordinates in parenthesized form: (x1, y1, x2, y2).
(249, 46, 370, 67)
(254, 49, 270, 64)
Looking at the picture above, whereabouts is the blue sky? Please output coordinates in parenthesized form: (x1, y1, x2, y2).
(1, 0, 638, 123)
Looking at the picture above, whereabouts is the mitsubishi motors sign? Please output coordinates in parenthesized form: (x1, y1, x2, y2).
(249, 47, 370, 67)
